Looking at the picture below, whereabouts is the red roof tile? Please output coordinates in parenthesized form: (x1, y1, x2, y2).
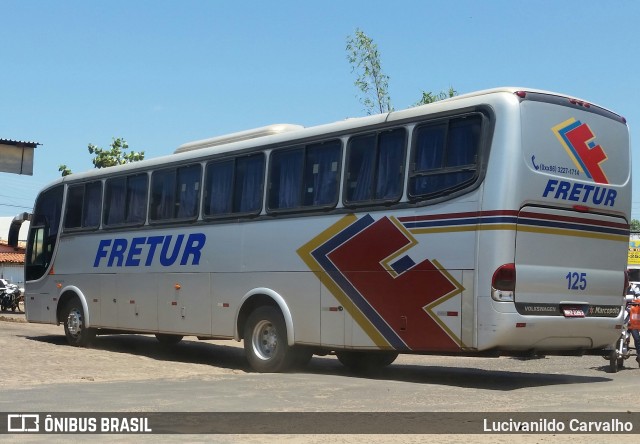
(0, 252, 24, 264)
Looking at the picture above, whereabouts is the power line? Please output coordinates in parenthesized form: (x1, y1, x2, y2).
(0, 203, 32, 210)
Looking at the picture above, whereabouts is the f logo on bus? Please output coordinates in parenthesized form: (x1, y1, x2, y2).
(552, 118, 609, 184)
(298, 214, 464, 351)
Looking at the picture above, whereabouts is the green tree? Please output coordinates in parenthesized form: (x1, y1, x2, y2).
(414, 86, 458, 106)
(346, 28, 392, 115)
(631, 219, 640, 232)
(346, 28, 457, 113)
(59, 137, 144, 176)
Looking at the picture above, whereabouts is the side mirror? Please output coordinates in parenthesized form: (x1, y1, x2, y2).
(8, 212, 31, 248)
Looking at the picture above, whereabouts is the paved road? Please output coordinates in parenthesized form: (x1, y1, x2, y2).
(1, 313, 639, 443)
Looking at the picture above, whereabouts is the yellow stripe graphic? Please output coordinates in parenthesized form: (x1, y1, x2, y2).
(296, 214, 390, 348)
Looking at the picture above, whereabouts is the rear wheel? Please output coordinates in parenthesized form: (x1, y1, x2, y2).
(155, 334, 183, 346)
(63, 299, 96, 347)
(336, 350, 398, 374)
(244, 306, 295, 373)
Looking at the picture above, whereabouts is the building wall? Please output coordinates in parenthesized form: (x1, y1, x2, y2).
(0, 264, 24, 285)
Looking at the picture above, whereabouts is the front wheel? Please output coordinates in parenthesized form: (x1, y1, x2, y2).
(63, 299, 96, 347)
(244, 306, 295, 373)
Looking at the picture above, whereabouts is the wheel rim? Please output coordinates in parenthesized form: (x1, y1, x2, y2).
(67, 308, 83, 337)
(251, 319, 278, 361)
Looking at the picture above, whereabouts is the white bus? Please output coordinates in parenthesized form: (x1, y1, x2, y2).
(10, 87, 631, 373)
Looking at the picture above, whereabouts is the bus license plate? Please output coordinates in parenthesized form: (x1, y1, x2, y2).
(563, 308, 585, 318)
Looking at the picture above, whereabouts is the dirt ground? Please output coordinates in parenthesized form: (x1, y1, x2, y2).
(1, 313, 638, 443)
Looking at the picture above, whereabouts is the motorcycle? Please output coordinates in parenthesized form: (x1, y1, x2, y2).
(0, 283, 23, 312)
(604, 294, 638, 373)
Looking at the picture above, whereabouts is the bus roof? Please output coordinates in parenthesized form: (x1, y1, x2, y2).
(50, 87, 623, 187)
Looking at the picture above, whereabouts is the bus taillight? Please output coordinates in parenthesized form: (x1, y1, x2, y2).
(491, 263, 516, 302)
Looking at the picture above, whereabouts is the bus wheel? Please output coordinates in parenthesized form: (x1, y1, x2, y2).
(336, 350, 398, 374)
(292, 346, 314, 369)
(155, 334, 184, 346)
(608, 350, 619, 373)
(63, 299, 96, 347)
(244, 306, 294, 373)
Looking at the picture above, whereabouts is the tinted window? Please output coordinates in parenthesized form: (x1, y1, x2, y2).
(269, 148, 304, 210)
(345, 128, 406, 204)
(409, 115, 481, 198)
(64, 181, 102, 230)
(204, 153, 265, 217)
(303, 141, 341, 207)
(104, 173, 148, 226)
(83, 181, 102, 228)
(150, 164, 201, 221)
(26, 185, 63, 281)
(268, 140, 341, 211)
(64, 185, 84, 229)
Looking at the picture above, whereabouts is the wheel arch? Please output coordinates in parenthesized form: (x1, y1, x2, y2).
(235, 288, 294, 345)
(56, 286, 91, 327)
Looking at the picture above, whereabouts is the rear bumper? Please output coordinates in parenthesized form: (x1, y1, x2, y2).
(477, 311, 623, 352)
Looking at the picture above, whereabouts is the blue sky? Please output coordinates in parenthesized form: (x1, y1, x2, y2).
(1, 0, 639, 218)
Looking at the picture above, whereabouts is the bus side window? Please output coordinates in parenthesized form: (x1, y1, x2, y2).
(268, 140, 341, 212)
(82, 181, 102, 228)
(176, 164, 201, 219)
(64, 181, 103, 230)
(64, 185, 85, 229)
(375, 129, 405, 200)
(234, 154, 265, 213)
(345, 134, 375, 202)
(303, 140, 341, 207)
(204, 160, 234, 215)
(269, 148, 304, 210)
(204, 153, 264, 217)
(345, 128, 405, 205)
(105, 178, 126, 225)
(150, 169, 176, 220)
(104, 174, 148, 226)
(150, 164, 201, 221)
(125, 174, 148, 224)
(409, 115, 481, 199)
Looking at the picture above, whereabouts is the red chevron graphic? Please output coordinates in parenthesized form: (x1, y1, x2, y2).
(327, 217, 461, 351)
(564, 123, 608, 184)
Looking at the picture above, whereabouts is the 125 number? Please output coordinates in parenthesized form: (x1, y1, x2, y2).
(565, 272, 587, 290)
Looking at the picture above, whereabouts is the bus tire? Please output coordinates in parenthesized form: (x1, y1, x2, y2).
(63, 298, 96, 347)
(155, 334, 184, 346)
(608, 350, 619, 373)
(291, 346, 314, 370)
(244, 306, 295, 373)
(336, 350, 398, 374)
